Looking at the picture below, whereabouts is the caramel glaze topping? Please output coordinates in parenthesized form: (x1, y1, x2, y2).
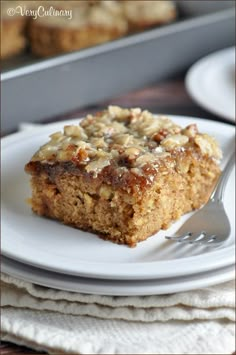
(25, 106, 222, 192)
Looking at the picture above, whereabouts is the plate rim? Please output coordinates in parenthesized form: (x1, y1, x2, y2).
(2, 255, 235, 296)
(185, 46, 235, 122)
(1, 115, 235, 280)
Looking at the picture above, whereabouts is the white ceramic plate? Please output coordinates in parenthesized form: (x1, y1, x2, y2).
(2, 256, 235, 296)
(186, 47, 235, 122)
(1, 116, 235, 280)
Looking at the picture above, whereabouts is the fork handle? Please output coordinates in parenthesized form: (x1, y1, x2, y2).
(211, 150, 235, 202)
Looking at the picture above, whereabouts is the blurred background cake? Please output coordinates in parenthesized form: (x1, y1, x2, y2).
(122, 0, 177, 31)
(1, 1, 28, 59)
(1, 0, 177, 58)
(29, 1, 129, 57)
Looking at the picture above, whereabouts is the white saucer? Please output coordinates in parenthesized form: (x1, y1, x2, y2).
(1, 116, 235, 280)
(2, 256, 235, 296)
(186, 47, 235, 122)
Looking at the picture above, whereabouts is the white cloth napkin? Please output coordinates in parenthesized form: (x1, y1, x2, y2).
(1, 273, 235, 354)
(1, 123, 235, 354)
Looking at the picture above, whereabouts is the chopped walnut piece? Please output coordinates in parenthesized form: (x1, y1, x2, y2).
(182, 124, 198, 138)
(73, 148, 89, 162)
(124, 147, 140, 159)
(108, 105, 131, 120)
(57, 149, 74, 161)
(152, 128, 169, 143)
(49, 131, 64, 141)
(85, 157, 111, 174)
(161, 134, 189, 150)
(194, 134, 222, 160)
(64, 125, 88, 140)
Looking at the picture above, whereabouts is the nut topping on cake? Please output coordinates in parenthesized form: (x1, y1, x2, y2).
(31, 106, 221, 177)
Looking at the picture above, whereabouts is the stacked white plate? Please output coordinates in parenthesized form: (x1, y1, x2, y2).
(1, 116, 235, 295)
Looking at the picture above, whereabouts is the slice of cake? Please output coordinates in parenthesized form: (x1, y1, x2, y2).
(25, 106, 222, 247)
(29, 1, 128, 57)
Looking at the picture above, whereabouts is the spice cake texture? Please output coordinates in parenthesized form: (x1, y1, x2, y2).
(25, 106, 222, 247)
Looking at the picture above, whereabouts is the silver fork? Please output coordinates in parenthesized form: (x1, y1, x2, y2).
(165, 151, 235, 245)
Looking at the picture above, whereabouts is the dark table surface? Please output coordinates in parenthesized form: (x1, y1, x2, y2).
(1, 76, 235, 355)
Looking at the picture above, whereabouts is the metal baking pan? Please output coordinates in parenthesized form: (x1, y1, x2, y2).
(1, 2, 235, 134)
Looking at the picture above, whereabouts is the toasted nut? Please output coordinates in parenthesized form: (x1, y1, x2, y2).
(99, 185, 113, 199)
(108, 105, 131, 120)
(49, 131, 63, 141)
(85, 157, 111, 174)
(64, 125, 87, 139)
(152, 128, 169, 142)
(176, 159, 190, 174)
(57, 149, 74, 161)
(74, 148, 89, 162)
(161, 134, 189, 150)
(194, 134, 222, 159)
(182, 124, 198, 138)
(31, 106, 222, 174)
(135, 152, 156, 166)
(114, 134, 134, 145)
(90, 137, 107, 149)
(125, 147, 140, 157)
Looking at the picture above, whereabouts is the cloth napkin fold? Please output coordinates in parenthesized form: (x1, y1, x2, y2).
(1, 273, 235, 354)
